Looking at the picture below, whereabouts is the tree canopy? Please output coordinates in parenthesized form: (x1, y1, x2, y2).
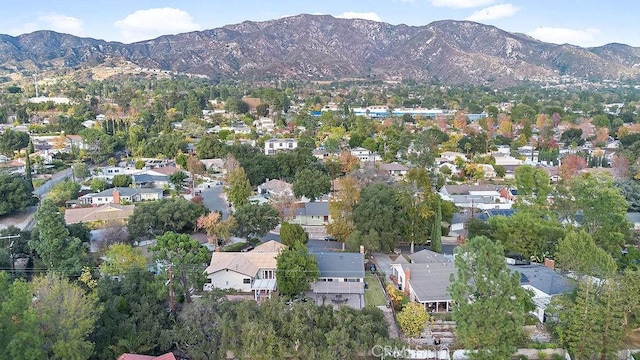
(276, 244, 320, 299)
(450, 236, 531, 360)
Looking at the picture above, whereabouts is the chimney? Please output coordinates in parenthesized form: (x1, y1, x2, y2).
(544, 258, 555, 270)
(359, 245, 365, 255)
(112, 189, 120, 204)
(404, 268, 411, 295)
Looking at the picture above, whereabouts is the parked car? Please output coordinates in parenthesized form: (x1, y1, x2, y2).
(324, 236, 337, 241)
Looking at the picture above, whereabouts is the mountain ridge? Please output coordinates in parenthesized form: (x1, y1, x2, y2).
(1, 14, 639, 86)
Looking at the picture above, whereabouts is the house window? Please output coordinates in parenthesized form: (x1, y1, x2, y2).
(288, 143, 293, 148)
(263, 270, 274, 279)
(243, 278, 251, 284)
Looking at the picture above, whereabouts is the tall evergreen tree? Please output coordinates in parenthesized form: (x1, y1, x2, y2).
(30, 199, 85, 274)
(450, 236, 530, 359)
(430, 198, 442, 253)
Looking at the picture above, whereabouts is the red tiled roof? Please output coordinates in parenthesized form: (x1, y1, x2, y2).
(117, 353, 176, 360)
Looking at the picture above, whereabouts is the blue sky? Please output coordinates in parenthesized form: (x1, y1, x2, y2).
(0, 0, 637, 47)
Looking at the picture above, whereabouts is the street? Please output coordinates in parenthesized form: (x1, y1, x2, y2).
(200, 184, 230, 219)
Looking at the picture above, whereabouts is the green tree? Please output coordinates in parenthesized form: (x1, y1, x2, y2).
(514, 165, 552, 208)
(555, 229, 617, 278)
(293, 168, 331, 200)
(91, 268, 171, 360)
(99, 243, 148, 277)
(0, 129, 29, 156)
(279, 222, 309, 246)
(233, 203, 280, 239)
(450, 236, 530, 360)
(351, 183, 405, 252)
(111, 174, 132, 187)
(72, 162, 90, 181)
(48, 179, 81, 206)
(396, 302, 428, 338)
(430, 198, 442, 253)
(195, 134, 224, 159)
(489, 209, 565, 261)
(554, 173, 631, 256)
(225, 167, 253, 208)
(397, 168, 434, 253)
(276, 244, 320, 299)
(326, 176, 360, 246)
(168, 171, 188, 190)
(150, 232, 210, 304)
(90, 177, 109, 193)
(4, 274, 102, 360)
(31, 199, 85, 274)
(134, 159, 146, 169)
(127, 197, 207, 239)
(0, 173, 35, 216)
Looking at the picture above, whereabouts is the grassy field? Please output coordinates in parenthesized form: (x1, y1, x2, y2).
(365, 273, 387, 307)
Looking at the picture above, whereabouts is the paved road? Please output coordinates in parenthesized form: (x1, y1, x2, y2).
(200, 185, 230, 219)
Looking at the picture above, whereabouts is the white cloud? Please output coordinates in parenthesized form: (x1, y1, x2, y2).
(7, 13, 84, 36)
(38, 13, 85, 35)
(465, 4, 519, 21)
(114, 8, 201, 43)
(336, 12, 382, 22)
(527, 27, 601, 47)
(7, 23, 39, 36)
(430, 0, 495, 8)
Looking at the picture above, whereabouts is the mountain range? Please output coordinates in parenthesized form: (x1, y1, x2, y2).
(1, 14, 640, 86)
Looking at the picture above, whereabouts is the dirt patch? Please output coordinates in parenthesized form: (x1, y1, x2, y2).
(624, 327, 640, 348)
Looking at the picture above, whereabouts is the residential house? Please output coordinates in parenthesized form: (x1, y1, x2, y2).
(96, 166, 140, 181)
(310, 252, 365, 309)
(390, 249, 456, 312)
(291, 202, 331, 226)
(254, 117, 275, 133)
(200, 158, 225, 173)
(79, 187, 163, 205)
(379, 162, 409, 177)
(257, 179, 294, 198)
(64, 204, 135, 225)
(146, 165, 183, 177)
(65, 135, 87, 150)
(478, 164, 497, 179)
(265, 138, 297, 155)
(312, 148, 329, 160)
(439, 184, 512, 210)
(508, 262, 575, 322)
(131, 173, 169, 189)
(438, 151, 468, 163)
(350, 147, 381, 163)
(204, 240, 287, 301)
(0, 159, 26, 175)
(117, 352, 176, 360)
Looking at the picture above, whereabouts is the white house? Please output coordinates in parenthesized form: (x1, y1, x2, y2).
(350, 147, 381, 163)
(79, 187, 163, 205)
(204, 240, 286, 301)
(257, 179, 294, 198)
(253, 117, 275, 133)
(379, 162, 409, 177)
(264, 138, 297, 155)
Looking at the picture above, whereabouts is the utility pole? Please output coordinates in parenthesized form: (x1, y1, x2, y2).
(9, 241, 15, 280)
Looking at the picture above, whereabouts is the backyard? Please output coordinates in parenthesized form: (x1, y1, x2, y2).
(365, 273, 387, 307)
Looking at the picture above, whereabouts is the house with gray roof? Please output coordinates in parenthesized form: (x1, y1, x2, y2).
(508, 263, 575, 322)
(291, 202, 331, 226)
(131, 173, 169, 189)
(79, 187, 163, 205)
(391, 251, 456, 313)
(310, 252, 365, 309)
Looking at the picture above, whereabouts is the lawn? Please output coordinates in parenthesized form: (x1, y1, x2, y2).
(365, 273, 387, 307)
